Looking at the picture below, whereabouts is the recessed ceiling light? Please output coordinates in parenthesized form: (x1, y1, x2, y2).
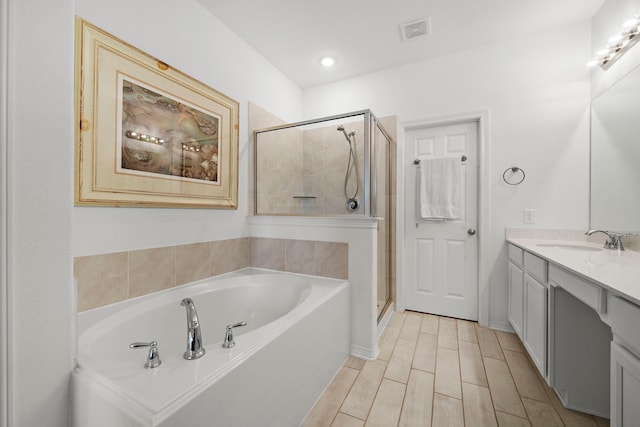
(320, 57, 336, 67)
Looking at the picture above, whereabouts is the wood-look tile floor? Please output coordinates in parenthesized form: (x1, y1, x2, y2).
(306, 311, 611, 427)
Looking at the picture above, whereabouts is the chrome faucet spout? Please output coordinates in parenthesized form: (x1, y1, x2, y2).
(586, 229, 625, 251)
(180, 297, 206, 360)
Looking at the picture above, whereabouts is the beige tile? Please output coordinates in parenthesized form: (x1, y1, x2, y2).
(377, 326, 401, 361)
(364, 379, 405, 427)
(129, 246, 175, 298)
(315, 241, 348, 279)
(250, 237, 285, 271)
(438, 317, 458, 350)
(462, 382, 498, 427)
(175, 242, 211, 285)
(432, 393, 464, 427)
(400, 312, 423, 341)
(211, 238, 249, 276)
(399, 369, 434, 427)
(457, 319, 479, 343)
(495, 330, 523, 352)
(344, 356, 366, 371)
(522, 398, 563, 427)
(384, 338, 416, 384)
(459, 341, 488, 387)
(390, 311, 407, 329)
(75, 252, 128, 312)
(435, 347, 462, 399)
(341, 360, 387, 420)
(477, 326, 504, 360)
(421, 314, 439, 335)
(542, 378, 598, 427)
(307, 367, 359, 427)
(332, 412, 365, 427)
(503, 350, 549, 403)
(593, 416, 610, 427)
(483, 357, 527, 418)
(285, 239, 315, 275)
(495, 411, 532, 427)
(413, 332, 437, 373)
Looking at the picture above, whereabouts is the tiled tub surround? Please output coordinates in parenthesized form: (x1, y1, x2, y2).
(74, 237, 348, 312)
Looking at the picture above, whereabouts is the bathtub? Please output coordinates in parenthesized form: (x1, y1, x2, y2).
(72, 268, 350, 427)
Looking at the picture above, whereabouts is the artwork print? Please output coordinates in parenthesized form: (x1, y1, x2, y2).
(119, 79, 221, 184)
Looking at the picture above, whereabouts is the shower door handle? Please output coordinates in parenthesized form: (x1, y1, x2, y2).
(467, 228, 476, 236)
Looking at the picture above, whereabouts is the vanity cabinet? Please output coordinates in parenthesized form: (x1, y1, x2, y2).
(508, 256, 524, 338)
(508, 244, 547, 377)
(609, 295, 640, 426)
(524, 272, 547, 376)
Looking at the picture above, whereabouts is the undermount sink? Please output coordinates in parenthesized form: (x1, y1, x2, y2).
(535, 243, 602, 252)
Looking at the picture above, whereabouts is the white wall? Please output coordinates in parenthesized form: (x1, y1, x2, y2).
(5, 1, 303, 426)
(6, 1, 75, 426)
(304, 23, 592, 327)
(73, 0, 304, 256)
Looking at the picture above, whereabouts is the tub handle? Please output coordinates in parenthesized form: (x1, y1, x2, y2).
(222, 321, 247, 349)
(129, 341, 161, 369)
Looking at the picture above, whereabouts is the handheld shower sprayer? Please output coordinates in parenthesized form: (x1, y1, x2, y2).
(336, 125, 360, 211)
(337, 125, 350, 141)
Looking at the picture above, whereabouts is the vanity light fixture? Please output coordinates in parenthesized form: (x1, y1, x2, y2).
(125, 130, 166, 144)
(588, 14, 640, 69)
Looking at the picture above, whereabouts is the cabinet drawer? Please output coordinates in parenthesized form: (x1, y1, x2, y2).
(549, 264, 602, 312)
(524, 252, 547, 283)
(508, 244, 524, 267)
(610, 296, 640, 357)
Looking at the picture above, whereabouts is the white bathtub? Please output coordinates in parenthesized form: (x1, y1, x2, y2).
(72, 268, 350, 427)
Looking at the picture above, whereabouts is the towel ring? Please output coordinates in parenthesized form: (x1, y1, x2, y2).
(503, 167, 525, 185)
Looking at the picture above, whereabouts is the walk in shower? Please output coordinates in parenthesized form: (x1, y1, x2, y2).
(253, 110, 393, 321)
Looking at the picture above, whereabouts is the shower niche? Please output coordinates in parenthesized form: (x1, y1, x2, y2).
(253, 110, 393, 321)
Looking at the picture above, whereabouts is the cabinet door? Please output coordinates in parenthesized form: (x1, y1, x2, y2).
(508, 262, 524, 339)
(524, 273, 547, 377)
(612, 342, 640, 427)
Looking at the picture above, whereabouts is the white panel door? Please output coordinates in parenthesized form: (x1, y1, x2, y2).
(404, 121, 478, 320)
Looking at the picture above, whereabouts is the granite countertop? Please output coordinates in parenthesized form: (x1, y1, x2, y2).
(506, 237, 640, 306)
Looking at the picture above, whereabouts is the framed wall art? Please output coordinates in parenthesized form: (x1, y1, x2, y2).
(74, 18, 239, 208)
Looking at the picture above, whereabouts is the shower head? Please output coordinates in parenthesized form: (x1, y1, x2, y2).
(337, 125, 354, 142)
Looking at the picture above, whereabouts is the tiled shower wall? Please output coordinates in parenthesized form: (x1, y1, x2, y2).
(74, 237, 348, 312)
(300, 121, 366, 215)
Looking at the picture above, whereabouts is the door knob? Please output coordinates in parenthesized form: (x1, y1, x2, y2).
(468, 228, 476, 235)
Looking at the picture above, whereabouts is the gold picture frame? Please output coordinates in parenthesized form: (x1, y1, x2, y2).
(74, 18, 239, 208)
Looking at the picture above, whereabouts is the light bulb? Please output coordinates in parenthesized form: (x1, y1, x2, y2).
(622, 16, 640, 30)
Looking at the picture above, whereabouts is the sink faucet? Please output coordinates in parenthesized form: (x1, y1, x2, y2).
(585, 230, 625, 251)
(180, 298, 205, 360)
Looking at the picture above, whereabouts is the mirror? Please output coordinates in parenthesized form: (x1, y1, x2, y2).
(590, 64, 640, 232)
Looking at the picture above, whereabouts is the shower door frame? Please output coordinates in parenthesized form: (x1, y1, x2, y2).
(0, 0, 8, 423)
(253, 109, 378, 217)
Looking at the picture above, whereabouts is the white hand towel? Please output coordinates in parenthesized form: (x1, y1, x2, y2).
(419, 157, 462, 219)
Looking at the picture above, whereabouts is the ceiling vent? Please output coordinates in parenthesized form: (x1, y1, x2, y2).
(399, 18, 431, 41)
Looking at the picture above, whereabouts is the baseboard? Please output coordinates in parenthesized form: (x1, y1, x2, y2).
(489, 320, 515, 333)
(351, 344, 377, 361)
(377, 305, 394, 339)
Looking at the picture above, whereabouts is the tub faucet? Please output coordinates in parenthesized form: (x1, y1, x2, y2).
(180, 298, 206, 360)
(586, 229, 625, 251)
